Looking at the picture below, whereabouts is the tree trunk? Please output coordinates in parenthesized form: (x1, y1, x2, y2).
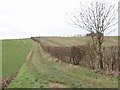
(99, 54, 104, 69)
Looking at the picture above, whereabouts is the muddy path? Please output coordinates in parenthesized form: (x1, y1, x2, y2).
(0, 72, 17, 89)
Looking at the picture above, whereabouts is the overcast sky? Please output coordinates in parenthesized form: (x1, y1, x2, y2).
(0, 0, 119, 39)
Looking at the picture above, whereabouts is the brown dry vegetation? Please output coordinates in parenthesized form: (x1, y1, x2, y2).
(1, 72, 18, 89)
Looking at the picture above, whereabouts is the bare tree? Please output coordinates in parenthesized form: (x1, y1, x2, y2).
(67, 1, 117, 70)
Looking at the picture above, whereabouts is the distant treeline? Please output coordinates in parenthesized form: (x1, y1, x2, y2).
(31, 36, 62, 38)
(31, 34, 83, 38)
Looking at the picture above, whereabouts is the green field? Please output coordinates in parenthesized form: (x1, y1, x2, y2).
(39, 36, 118, 46)
(2, 39, 33, 76)
(2, 37, 118, 88)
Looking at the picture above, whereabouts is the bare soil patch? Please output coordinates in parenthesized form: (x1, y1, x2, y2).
(1, 72, 18, 89)
(49, 82, 69, 88)
(26, 49, 33, 61)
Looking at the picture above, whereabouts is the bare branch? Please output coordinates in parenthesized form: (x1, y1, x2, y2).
(66, 1, 117, 70)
